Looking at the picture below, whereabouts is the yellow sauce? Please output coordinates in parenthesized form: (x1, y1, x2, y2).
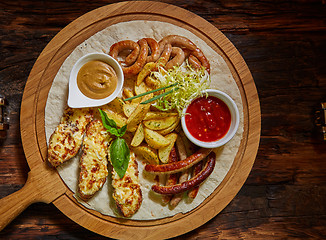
(77, 60, 118, 99)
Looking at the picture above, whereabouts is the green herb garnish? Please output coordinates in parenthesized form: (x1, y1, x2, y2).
(99, 109, 129, 178)
(124, 82, 178, 102)
(123, 63, 210, 115)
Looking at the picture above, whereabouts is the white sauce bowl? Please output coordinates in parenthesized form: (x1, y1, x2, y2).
(68, 52, 124, 108)
(181, 89, 240, 148)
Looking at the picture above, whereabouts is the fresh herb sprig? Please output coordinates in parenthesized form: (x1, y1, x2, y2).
(99, 109, 130, 179)
(124, 82, 178, 103)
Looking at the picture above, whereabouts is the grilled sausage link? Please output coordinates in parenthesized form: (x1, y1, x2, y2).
(158, 35, 197, 54)
(145, 38, 160, 63)
(109, 40, 140, 66)
(144, 148, 212, 174)
(151, 152, 216, 195)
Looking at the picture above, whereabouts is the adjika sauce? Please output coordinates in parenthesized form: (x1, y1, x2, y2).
(77, 60, 118, 99)
(185, 96, 231, 142)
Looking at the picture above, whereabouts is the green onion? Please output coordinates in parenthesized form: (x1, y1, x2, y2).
(140, 87, 179, 104)
(124, 82, 178, 101)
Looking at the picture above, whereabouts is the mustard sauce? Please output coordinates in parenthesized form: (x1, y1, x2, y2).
(77, 60, 118, 99)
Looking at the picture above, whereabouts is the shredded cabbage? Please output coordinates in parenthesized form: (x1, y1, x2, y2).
(151, 63, 210, 116)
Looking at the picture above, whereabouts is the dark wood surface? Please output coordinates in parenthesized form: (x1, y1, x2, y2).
(1, 0, 325, 239)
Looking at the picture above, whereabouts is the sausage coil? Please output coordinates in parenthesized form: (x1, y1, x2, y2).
(145, 38, 160, 63)
(156, 43, 172, 66)
(122, 38, 149, 76)
(165, 47, 185, 69)
(189, 48, 210, 73)
(158, 35, 197, 54)
(109, 40, 140, 66)
(151, 152, 216, 195)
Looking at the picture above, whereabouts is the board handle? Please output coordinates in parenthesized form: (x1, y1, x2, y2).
(0, 169, 66, 231)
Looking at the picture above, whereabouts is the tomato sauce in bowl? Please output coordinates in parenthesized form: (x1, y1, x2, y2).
(181, 89, 239, 148)
(185, 96, 231, 142)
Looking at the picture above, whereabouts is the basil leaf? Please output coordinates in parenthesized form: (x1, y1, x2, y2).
(118, 124, 127, 137)
(110, 137, 130, 179)
(98, 108, 121, 137)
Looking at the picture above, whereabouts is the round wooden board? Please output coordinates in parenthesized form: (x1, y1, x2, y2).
(20, 1, 261, 239)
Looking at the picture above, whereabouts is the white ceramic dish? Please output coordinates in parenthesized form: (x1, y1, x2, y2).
(68, 52, 124, 108)
(181, 89, 240, 148)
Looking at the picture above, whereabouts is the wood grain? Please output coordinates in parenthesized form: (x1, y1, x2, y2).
(1, 0, 326, 239)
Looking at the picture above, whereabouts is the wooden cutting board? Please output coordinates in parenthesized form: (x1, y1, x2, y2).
(0, 1, 260, 239)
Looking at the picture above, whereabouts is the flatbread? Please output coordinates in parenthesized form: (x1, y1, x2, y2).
(45, 20, 244, 220)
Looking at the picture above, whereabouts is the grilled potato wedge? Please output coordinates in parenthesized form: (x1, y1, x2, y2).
(131, 123, 145, 147)
(143, 116, 178, 131)
(144, 127, 170, 149)
(132, 145, 159, 165)
(158, 133, 178, 163)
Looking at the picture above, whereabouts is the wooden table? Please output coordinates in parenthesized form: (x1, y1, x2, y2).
(1, 0, 325, 239)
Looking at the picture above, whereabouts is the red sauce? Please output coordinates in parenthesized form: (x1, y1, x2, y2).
(185, 96, 231, 142)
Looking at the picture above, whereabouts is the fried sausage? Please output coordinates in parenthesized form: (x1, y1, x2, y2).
(151, 152, 216, 195)
(109, 40, 140, 66)
(165, 47, 185, 70)
(156, 43, 172, 66)
(190, 48, 210, 73)
(122, 38, 149, 76)
(188, 54, 202, 70)
(145, 38, 160, 63)
(158, 35, 197, 54)
(144, 148, 212, 174)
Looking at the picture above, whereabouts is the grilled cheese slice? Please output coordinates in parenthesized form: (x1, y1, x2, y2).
(78, 120, 110, 200)
(48, 107, 93, 167)
(110, 150, 142, 217)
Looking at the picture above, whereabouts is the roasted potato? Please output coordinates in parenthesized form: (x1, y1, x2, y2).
(126, 93, 153, 132)
(105, 98, 125, 115)
(123, 88, 134, 99)
(144, 127, 170, 149)
(156, 118, 180, 135)
(134, 81, 148, 96)
(143, 116, 178, 131)
(123, 102, 138, 118)
(136, 62, 157, 86)
(132, 145, 159, 165)
(158, 133, 178, 163)
(145, 75, 161, 89)
(131, 123, 144, 147)
(102, 109, 127, 128)
(143, 112, 178, 120)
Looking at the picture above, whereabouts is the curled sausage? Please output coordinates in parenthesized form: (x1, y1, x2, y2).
(188, 55, 202, 70)
(109, 40, 140, 66)
(145, 148, 212, 174)
(158, 35, 197, 54)
(122, 38, 149, 76)
(190, 48, 210, 74)
(151, 152, 216, 195)
(156, 43, 172, 66)
(145, 38, 160, 63)
(165, 47, 185, 70)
